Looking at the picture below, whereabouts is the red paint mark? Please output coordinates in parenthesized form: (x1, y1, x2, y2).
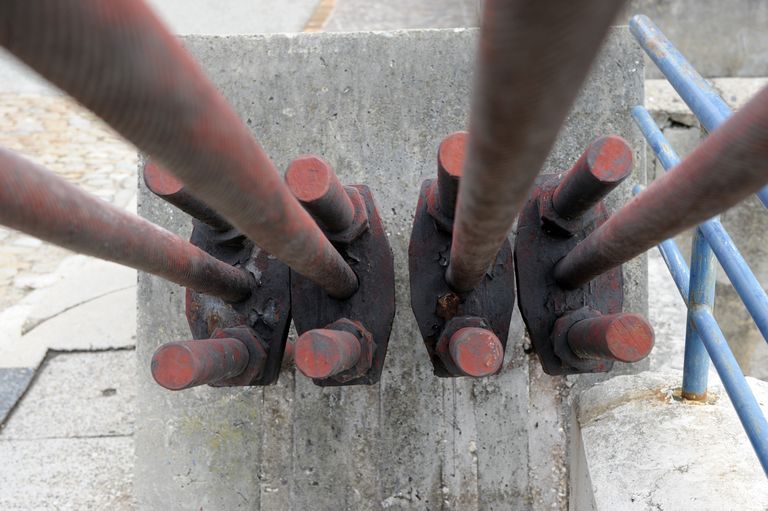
(449, 327, 504, 377)
(150, 338, 249, 390)
(605, 314, 655, 362)
(144, 161, 184, 195)
(568, 313, 654, 363)
(438, 131, 468, 178)
(285, 155, 333, 202)
(151, 343, 196, 390)
(588, 135, 633, 182)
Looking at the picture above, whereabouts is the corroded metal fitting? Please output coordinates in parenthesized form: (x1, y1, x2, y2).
(538, 136, 633, 237)
(436, 316, 504, 378)
(552, 307, 654, 371)
(426, 131, 466, 231)
(285, 155, 369, 244)
(294, 318, 374, 384)
(150, 326, 268, 390)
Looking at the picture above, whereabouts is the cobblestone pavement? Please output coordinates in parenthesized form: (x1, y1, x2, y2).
(0, 93, 138, 310)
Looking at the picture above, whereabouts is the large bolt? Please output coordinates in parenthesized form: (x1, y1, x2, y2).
(285, 155, 357, 232)
(551, 135, 633, 219)
(448, 327, 504, 377)
(294, 328, 362, 379)
(567, 313, 654, 363)
(151, 337, 250, 390)
(436, 131, 467, 217)
(143, 161, 232, 231)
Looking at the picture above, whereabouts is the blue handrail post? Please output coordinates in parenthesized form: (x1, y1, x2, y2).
(682, 231, 715, 400)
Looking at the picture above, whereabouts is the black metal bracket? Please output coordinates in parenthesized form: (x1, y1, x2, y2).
(515, 175, 623, 375)
(408, 179, 516, 377)
(290, 185, 396, 386)
(186, 222, 292, 385)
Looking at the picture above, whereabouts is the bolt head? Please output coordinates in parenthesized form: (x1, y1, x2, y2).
(449, 327, 504, 377)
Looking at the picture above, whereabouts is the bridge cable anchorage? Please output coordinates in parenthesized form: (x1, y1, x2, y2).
(446, 0, 629, 293)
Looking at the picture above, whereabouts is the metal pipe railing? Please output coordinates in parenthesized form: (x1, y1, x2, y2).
(682, 231, 716, 401)
(0, 148, 252, 303)
(629, 14, 768, 208)
(654, 234, 768, 475)
(633, 106, 768, 344)
(554, 85, 768, 289)
(445, 0, 629, 292)
(0, 0, 357, 299)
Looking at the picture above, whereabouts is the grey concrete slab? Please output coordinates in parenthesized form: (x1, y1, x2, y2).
(137, 28, 644, 510)
(1, 351, 135, 440)
(20, 287, 137, 353)
(0, 436, 134, 510)
(0, 368, 34, 424)
(325, 0, 479, 31)
(573, 372, 768, 510)
(22, 256, 136, 336)
(145, 0, 319, 35)
(625, 0, 768, 78)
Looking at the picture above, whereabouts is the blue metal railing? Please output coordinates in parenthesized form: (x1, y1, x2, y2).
(630, 15, 768, 476)
(630, 15, 768, 209)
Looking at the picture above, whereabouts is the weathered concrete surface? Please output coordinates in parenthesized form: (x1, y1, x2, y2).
(1, 351, 135, 440)
(572, 372, 768, 510)
(137, 28, 644, 510)
(0, 351, 136, 510)
(145, 0, 319, 35)
(325, 0, 478, 31)
(645, 250, 688, 375)
(645, 77, 768, 380)
(626, 0, 768, 78)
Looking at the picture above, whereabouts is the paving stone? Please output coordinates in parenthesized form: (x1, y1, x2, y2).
(1, 351, 136, 440)
(22, 256, 136, 335)
(20, 286, 137, 355)
(0, 368, 35, 424)
(0, 436, 135, 511)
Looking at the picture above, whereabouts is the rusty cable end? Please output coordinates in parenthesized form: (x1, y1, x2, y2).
(143, 161, 185, 196)
(285, 155, 356, 232)
(568, 313, 655, 363)
(448, 327, 504, 377)
(294, 328, 362, 379)
(436, 131, 468, 217)
(552, 135, 633, 219)
(150, 338, 250, 391)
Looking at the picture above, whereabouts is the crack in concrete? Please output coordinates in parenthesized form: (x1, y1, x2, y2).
(0, 432, 132, 442)
(21, 284, 135, 335)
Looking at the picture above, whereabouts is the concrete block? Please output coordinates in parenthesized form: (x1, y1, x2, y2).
(572, 372, 768, 510)
(0, 437, 134, 510)
(137, 28, 644, 510)
(1, 351, 136, 440)
(626, 0, 768, 78)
